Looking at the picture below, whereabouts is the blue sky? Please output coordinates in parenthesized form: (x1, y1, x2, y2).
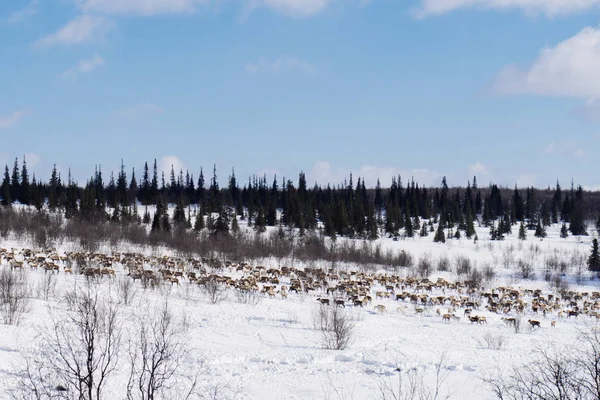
(1, 0, 599, 189)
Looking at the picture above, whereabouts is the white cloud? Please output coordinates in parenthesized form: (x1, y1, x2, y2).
(114, 104, 163, 120)
(59, 54, 105, 79)
(0, 111, 27, 129)
(416, 0, 600, 18)
(570, 99, 600, 123)
(491, 27, 600, 98)
(24, 153, 41, 168)
(573, 148, 585, 158)
(468, 162, 488, 177)
(306, 161, 443, 188)
(255, 0, 332, 17)
(245, 56, 316, 76)
(34, 15, 113, 48)
(78, 0, 200, 16)
(515, 173, 537, 187)
(543, 139, 588, 159)
(159, 156, 186, 177)
(7, 1, 38, 24)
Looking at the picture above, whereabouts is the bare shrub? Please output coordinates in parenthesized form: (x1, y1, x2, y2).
(513, 317, 522, 334)
(396, 250, 414, 269)
(416, 255, 433, 279)
(549, 275, 570, 293)
(234, 289, 261, 306)
(502, 246, 514, 269)
(126, 300, 200, 400)
(482, 264, 496, 282)
(0, 269, 31, 325)
(455, 256, 472, 277)
(478, 333, 507, 350)
(116, 278, 138, 306)
(437, 256, 450, 272)
(35, 272, 57, 302)
(379, 351, 452, 400)
(313, 305, 354, 350)
(201, 279, 228, 305)
(545, 254, 560, 272)
(468, 268, 483, 289)
(18, 282, 121, 400)
(517, 259, 534, 280)
(483, 324, 600, 400)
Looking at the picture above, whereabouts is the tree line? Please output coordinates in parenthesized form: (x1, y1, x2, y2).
(2, 156, 600, 242)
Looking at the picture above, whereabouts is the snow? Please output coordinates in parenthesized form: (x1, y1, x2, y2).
(0, 219, 598, 399)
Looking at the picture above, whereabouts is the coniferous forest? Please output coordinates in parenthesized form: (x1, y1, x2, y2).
(2, 156, 600, 245)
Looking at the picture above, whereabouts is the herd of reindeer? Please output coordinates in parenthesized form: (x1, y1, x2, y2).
(1, 246, 598, 330)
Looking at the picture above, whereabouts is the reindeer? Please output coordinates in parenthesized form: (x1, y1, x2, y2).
(317, 298, 330, 306)
(334, 299, 346, 308)
(528, 319, 541, 329)
(374, 304, 387, 314)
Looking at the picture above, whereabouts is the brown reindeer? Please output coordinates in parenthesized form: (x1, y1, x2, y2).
(528, 319, 541, 329)
(317, 298, 330, 306)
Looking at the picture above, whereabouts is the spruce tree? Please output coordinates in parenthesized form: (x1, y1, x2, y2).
(419, 224, 428, 237)
(518, 220, 526, 240)
(10, 158, 20, 203)
(194, 206, 205, 231)
(534, 220, 546, 238)
(433, 219, 446, 243)
(143, 206, 151, 224)
(111, 204, 120, 222)
(255, 207, 267, 233)
(465, 212, 476, 238)
(212, 206, 230, 237)
(589, 239, 600, 273)
(173, 197, 187, 227)
(454, 229, 461, 240)
(231, 212, 240, 233)
(560, 223, 569, 238)
(1, 166, 11, 206)
(151, 209, 161, 233)
(596, 215, 600, 236)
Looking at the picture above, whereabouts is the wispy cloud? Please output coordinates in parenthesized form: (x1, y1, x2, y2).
(416, 0, 600, 18)
(491, 27, 600, 98)
(0, 111, 27, 129)
(59, 54, 105, 79)
(24, 152, 41, 168)
(245, 56, 316, 76)
(34, 15, 113, 48)
(114, 104, 164, 121)
(78, 0, 199, 16)
(468, 162, 489, 177)
(7, 0, 38, 24)
(570, 99, 600, 123)
(159, 155, 186, 177)
(249, 0, 332, 17)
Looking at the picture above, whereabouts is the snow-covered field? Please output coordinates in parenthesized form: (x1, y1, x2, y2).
(0, 222, 599, 400)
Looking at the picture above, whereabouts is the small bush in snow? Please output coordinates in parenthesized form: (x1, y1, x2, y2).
(482, 264, 496, 282)
(479, 333, 507, 350)
(313, 305, 354, 350)
(416, 256, 433, 279)
(455, 256, 472, 277)
(437, 256, 450, 272)
(0, 269, 31, 325)
(518, 259, 534, 280)
(234, 289, 262, 306)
